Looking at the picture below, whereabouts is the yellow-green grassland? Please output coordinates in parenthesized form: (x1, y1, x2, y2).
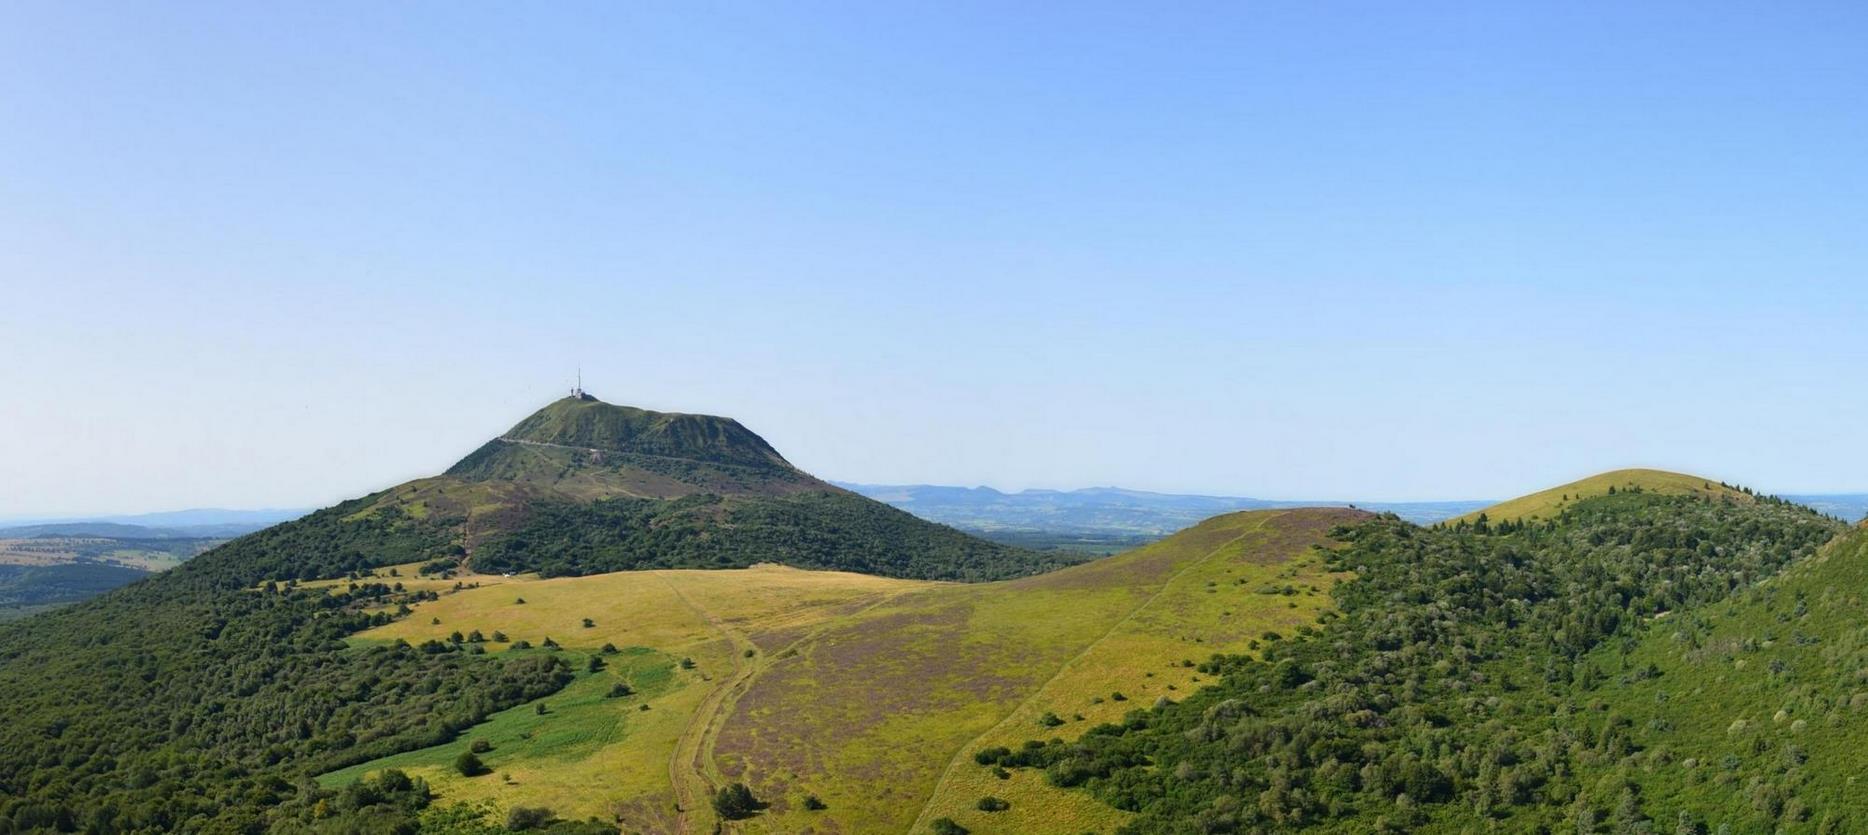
(323, 507, 1363, 833)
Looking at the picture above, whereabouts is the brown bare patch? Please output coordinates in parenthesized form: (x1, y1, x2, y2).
(610, 795, 679, 835)
(1228, 508, 1367, 566)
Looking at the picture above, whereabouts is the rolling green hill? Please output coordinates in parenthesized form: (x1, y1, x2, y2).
(320, 506, 1362, 833)
(0, 394, 1070, 832)
(1447, 467, 1752, 526)
(338, 395, 1068, 582)
(4, 417, 1865, 835)
(991, 477, 1848, 833)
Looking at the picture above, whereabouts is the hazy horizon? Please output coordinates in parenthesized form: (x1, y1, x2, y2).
(15, 436, 1868, 523)
(8, 3, 1868, 514)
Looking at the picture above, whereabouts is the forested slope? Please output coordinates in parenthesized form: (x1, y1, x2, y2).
(0, 502, 574, 832)
(988, 489, 1848, 833)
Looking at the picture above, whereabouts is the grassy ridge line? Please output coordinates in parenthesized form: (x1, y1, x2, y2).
(1447, 468, 1748, 526)
(706, 508, 1356, 833)
(916, 509, 1352, 833)
(905, 512, 1278, 834)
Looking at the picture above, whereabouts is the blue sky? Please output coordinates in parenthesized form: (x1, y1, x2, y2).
(4, 2, 1868, 515)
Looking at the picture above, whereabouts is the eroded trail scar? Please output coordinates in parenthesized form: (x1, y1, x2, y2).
(663, 573, 914, 834)
(658, 575, 755, 835)
(906, 513, 1279, 833)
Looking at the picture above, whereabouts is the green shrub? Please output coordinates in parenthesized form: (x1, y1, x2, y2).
(505, 806, 556, 830)
(454, 750, 489, 776)
(712, 782, 763, 820)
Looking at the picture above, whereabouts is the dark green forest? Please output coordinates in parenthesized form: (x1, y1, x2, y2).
(0, 563, 149, 609)
(470, 491, 1088, 582)
(988, 492, 1859, 833)
(0, 502, 575, 833)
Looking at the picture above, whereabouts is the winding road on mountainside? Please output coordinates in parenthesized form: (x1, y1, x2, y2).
(495, 436, 783, 470)
(905, 513, 1279, 834)
(658, 575, 915, 835)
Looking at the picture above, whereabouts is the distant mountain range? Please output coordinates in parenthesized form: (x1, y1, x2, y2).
(840, 482, 1868, 547)
(0, 508, 309, 539)
(835, 482, 1491, 539)
(0, 510, 309, 620)
(1783, 493, 1868, 522)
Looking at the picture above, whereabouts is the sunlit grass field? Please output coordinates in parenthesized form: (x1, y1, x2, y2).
(1445, 468, 1749, 526)
(909, 512, 1348, 834)
(323, 508, 1359, 833)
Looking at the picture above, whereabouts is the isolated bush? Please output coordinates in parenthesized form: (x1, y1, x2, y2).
(454, 751, 489, 777)
(931, 818, 969, 835)
(470, 739, 492, 753)
(976, 796, 1009, 812)
(505, 806, 556, 830)
(712, 782, 763, 820)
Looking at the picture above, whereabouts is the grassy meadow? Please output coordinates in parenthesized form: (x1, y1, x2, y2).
(1445, 468, 1751, 526)
(323, 508, 1357, 834)
(908, 509, 1353, 834)
(327, 563, 929, 828)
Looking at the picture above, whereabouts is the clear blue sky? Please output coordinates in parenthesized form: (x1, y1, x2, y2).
(5, 2, 1868, 516)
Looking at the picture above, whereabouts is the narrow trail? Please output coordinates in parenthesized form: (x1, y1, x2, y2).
(905, 513, 1277, 834)
(659, 575, 757, 835)
(694, 590, 916, 831)
(493, 437, 794, 475)
(496, 436, 606, 454)
(659, 576, 918, 835)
